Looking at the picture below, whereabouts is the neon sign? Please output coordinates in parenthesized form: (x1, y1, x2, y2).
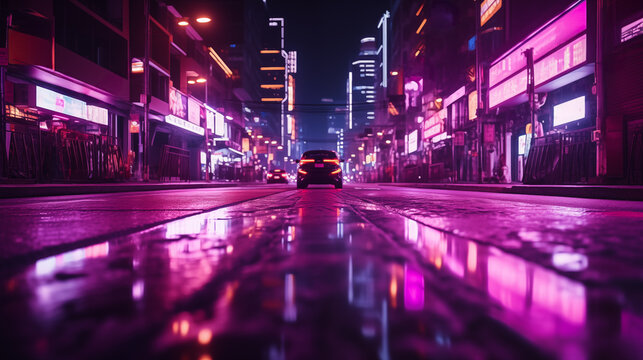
(169, 88, 187, 119)
(86, 105, 108, 126)
(214, 111, 225, 137)
(553, 96, 585, 127)
(444, 86, 466, 108)
(480, 0, 502, 27)
(36, 86, 87, 120)
(187, 98, 201, 125)
(408, 130, 418, 153)
(489, 1, 586, 88)
(423, 109, 446, 140)
(489, 35, 587, 108)
(165, 114, 205, 136)
(621, 16, 643, 43)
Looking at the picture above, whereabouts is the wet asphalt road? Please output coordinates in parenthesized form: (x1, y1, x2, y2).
(2, 184, 643, 360)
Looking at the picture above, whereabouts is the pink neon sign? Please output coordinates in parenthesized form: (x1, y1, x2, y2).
(423, 109, 446, 140)
(488, 69, 527, 109)
(489, 35, 587, 108)
(489, 0, 586, 88)
(534, 34, 587, 86)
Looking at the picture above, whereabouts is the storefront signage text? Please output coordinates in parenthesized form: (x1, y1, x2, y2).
(489, 1, 586, 88)
(36, 86, 87, 120)
(489, 34, 587, 108)
(408, 130, 418, 154)
(165, 114, 205, 136)
(187, 98, 201, 125)
(480, 0, 502, 27)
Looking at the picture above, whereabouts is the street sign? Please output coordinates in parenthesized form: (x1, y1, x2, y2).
(0, 48, 8, 66)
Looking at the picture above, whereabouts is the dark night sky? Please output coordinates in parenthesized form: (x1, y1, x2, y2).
(267, 0, 389, 144)
(266, 0, 389, 104)
(173, 0, 389, 142)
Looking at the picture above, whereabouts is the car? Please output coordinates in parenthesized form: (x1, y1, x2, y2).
(296, 150, 343, 189)
(267, 169, 289, 184)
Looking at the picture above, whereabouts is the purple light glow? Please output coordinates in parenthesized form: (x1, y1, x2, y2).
(404, 264, 425, 311)
(489, 34, 587, 108)
(489, 0, 586, 88)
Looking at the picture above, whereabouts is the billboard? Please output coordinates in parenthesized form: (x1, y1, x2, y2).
(169, 88, 188, 119)
(553, 96, 585, 127)
(488, 1, 586, 88)
(408, 130, 418, 153)
(423, 109, 446, 140)
(86, 105, 109, 126)
(489, 35, 587, 109)
(480, 0, 502, 27)
(214, 111, 225, 136)
(187, 98, 201, 125)
(36, 86, 87, 120)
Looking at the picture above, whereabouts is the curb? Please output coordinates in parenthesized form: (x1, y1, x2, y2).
(0, 182, 245, 199)
(382, 183, 643, 201)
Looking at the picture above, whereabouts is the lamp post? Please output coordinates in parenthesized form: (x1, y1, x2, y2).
(178, 16, 212, 181)
(140, 0, 150, 181)
(187, 75, 209, 180)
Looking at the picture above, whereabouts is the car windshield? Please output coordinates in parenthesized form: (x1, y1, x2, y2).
(302, 151, 337, 160)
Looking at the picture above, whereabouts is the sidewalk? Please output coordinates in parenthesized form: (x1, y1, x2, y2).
(384, 182, 643, 201)
(0, 181, 258, 199)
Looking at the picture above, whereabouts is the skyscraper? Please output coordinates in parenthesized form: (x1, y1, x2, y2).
(347, 37, 377, 134)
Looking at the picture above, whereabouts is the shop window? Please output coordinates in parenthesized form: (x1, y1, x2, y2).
(150, 67, 169, 102)
(54, 0, 127, 78)
(75, 0, 123, 30)
(9, 10, 52, 40)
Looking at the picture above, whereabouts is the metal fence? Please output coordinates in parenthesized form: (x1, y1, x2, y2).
(158, 145, 190, 182)
(523, 129, 595, 184)
(627, 124, 643, 184)
(5, 125, 126, 182)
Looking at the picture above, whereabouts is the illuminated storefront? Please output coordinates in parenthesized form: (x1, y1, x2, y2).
(487, 0, 596, 184)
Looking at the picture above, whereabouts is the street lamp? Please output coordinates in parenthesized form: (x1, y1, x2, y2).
(178, 15, 212, 182)
(177, 17, 212, 26)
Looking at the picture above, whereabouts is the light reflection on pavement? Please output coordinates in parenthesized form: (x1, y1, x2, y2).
(1, 186, 643, 359)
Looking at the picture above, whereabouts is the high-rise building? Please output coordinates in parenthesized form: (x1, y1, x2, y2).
(347, 37, 378, 134)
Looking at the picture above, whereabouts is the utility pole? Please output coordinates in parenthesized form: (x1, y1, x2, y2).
(141, 0, 150, 181)
(595, 0, 605, 179)
(474, 0, 483, 183)
(1, 14, 9, 179)
(524, 48, 536, 150)
(204, 65, 210, 182)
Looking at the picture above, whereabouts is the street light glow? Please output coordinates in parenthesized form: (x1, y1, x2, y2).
(187, 80, 196, 84)
(390, 71, 399, 76)
(178, 19, 189, 26)
(196, 77, 207, 83)
(195, 17, 212, 24)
